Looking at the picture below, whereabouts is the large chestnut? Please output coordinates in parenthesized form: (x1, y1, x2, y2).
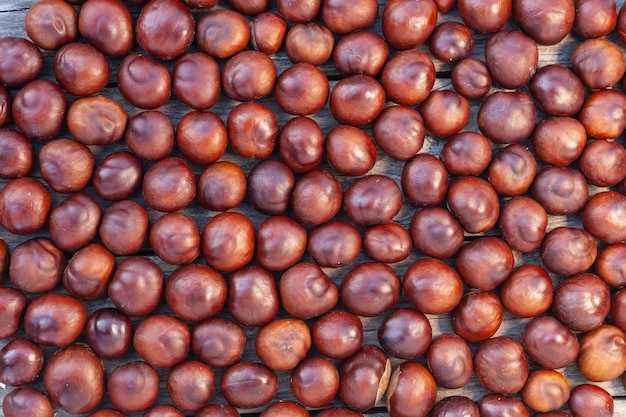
(484, 29, 538, 88)
(0, 288, 27, 339)
(255, 215, 307, 271)
(107, 361, 159, 413)
(24, 293, 86, 347)
(339, 345, 391, 412)
(62, 243, 115, 300)
(552, 273, 610, 332)
(167, 360, 215, 411)
(24, 0, 78, 50)
(165, 264, 227, 322)
(473, 336, 529, 395)
(0, 37, 43, 86)
(66, 95, 128, 146)
(0, 338, 44, 386)
(196, 9, 249, 59)
(2, 387, 53, 417)
(220, 362, 278, 409)
(386, 361, 437, 417)
(403, 257, 464, 315)
(341, 262, 402, 317)
(500, 264, 553, 318)
(279, 262, 339, 320)
(173, 52, 221, 110)
(12, 79, 67, 140)
(290, 356, 339, 408)
(541, 227, 597, 276)
(577, 324, 626, 382)
(135, 0, 195, 60)
(427, 334, 473, 389)
(78, 0, 133, 56)
(455, 237, 514, 291)
(451, 291, 503, 343)
(108, 257, 164, 317)
(9, 237, 64, 293)
(255, 318, 311, 371)
(568, 384, 614, 417)
(228, 266, 279, 327)
(192, 317, 247, 368)
(133, 314, 190, 368)
(521, 316, 580, 369)
(378, 308, 432, 360)
(312, 311, 364, 359)
(85, 308, 133, 360)
(382, 0, 438, 50)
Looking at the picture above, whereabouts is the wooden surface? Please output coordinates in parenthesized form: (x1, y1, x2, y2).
(0, 0, 625, 416)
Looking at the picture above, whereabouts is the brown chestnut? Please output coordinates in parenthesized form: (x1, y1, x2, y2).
(378, 308, 432, 360)
(108, 257, 164, 317)
(150, 213, 201, 265)
(9, 237, 65, 293)
(92, 151, 143, 201)
(227, 101, 279, 159)
(382, 0, 438, 50)
(165, 264, 227, 322)
(386, 361, 437, 417)
(49, 193, 101, 252)
(552, 273, 610, 332)
(381, 50, 435, 105)
(107, 361, 159, 413)
(403, 257, 464, 315)
(228, 266, 279, 327)
(312, 310, 364, 359)
(176, 111, 228, 165)
(274, 63, 329, 116)
(12, 79, 67, 140)
(290, 356, 339, 408)
(500, 264, 554, 318)
(427, 334, 473, 389)
(541, 227, 597, 276)
(78, 0, 133, 56)
(192, 317, 247, 368)
(203, 212, 255, 272)
(85, 308, 132, 360)
(521, 316, 580, 369)
(577, 324, 626, 382)
(325, 125, 377, 176)
(333, 31, 388, 76)
(135, 0, 195, 60)
(62, 243, 115, 300)
(285, 22, 334, 66)
(66, 95, 128, 146)
(451, 291, 503, 343)
(196, 9, 249, 59)
(250, 12, 287, 55)
(330, 74, 386, 126)
(133, 314, 190, 368)
(0, 177, 51, 235)
(308, 220, 362, 268)
(446, 176, 500, 233)
(455, 237, 514, 291)
(0, 288, 27, 339)
(279, 262, 339, 319)
(322, 0, 378, 33)
(339, 345, 391, 412)
(255, 215, 307, 271)
(363, 222, 412, 264)
(473, 336, 529, 395)
(24, 0, 78, 50)
(220, 362, 278, 409)
(341, 262, 402, 317)
(0, 338, 44, 386)
(291, 169, 342, 225)
(167, 360, 215, 411)
(173, 52, 221, 110)
(0, 37, 43, 86)
(256, 318, 311, 371)
(2, 387, 53, 417)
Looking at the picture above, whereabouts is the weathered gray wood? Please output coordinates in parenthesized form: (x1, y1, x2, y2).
(1, 0, 626, 416)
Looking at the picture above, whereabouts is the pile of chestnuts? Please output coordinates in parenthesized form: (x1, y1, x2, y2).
(1, 0, 626, 416)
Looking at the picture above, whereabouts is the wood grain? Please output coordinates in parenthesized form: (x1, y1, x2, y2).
(1, 0, 625, 416)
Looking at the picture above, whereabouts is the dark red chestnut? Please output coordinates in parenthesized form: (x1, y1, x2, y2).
(382, 0, 438, 49)
(133, 314, 190, 368)
(107, 361, 159, 413)
(135, 0, 195, 60)
(552, 273, 610, 332)
(386, 361, 437, 417)
(85, 308, 132, 360)
(473, 336, 529, 395)
(24, 0, 78, 50)
(165, 264, 226, 322)
(108, 257, 164, 317)
(78, 0, 133, 56)
(192, 317, 247, 368)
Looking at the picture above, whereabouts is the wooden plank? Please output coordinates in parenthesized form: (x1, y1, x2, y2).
(1, 0, 626, 416)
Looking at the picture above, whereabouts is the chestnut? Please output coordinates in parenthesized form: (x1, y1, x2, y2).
(0, 129, 33, 179)
(167, 360, 215, 411)
(520, 370, 570, 413)
(577, 324, 626, 382)
(579, 140, 626, 187)
(78, 0, 133, 56)
(532, 117, 587, 167)
(24, 292, 86, 346)
(53, 42, 110, 96)
(484, 29, 538, 88)
(372, 105, 426, 161)
(427, 334, 473, 389)
(250, 13, 287, 55)
(531, 166, 589, 215)
(176, 111, 227, 165)
(380, 50, 435, 105)
(541, 227, 597, 276)
(455, 237, 514, 291)
(382, 0, 438, 49)
(478, 394, 529, 417)
(451, 57, 492, 99)
(341, 262, 402, 317)
(2, 387, 53, 417)
(247, 159, 294, 216)
(440, 132, 491, 176)
(133, 314, 190, 368)
(0, 338, 44, 386)
(568, 384, 614, 417)
(125, 110, 175, 161)
(325, 125, 377, 176)
(473, 336, 529, 395)
(62, 243, 115, 300)
(43, 344, 105, 414)
(451, 291, 503, 343)
(9, 237, 65, 293)
(89, 409, 131, 417)
(107, 361, 159, 413)
(339, 345, 391, 412)
(256, 318, 311, 371)
(574, 0, 617, 38)
(227, 101, 279, 159)
(291, 169, 342, 225)
(579, 89, 626, 139)
(582, 191, 626, 243)
(100, 200, 149, 256)
(597, 243, 626, 286)
(530, 64, 585, 116)
(196, 9, 249, 59)
(446, 176, 500, 233)
(333, 31, 388, 76)
(478, 91, 536, 144)
(322, 0, 378, 33)
(276, 0, 320, 22)
(0, 177, 51, 235)
(330, 74, 386, 126)
(500, 264, 554, 318)
(203, 212, 255, 272)
(108, 257, 164, 317)
(274, 63, 329, 116)
(12, 79, 67, 140)
(403, 257, 464, 314)
(307, 220, 362, 268)
(429, 21, 474, 62)
(279, 262, 339, 319)
(378, 308, 432, 360)
(312, 310, 364, 359)
(521, 316, 580, 369)
(255, 215, 307, 271)
(85, 308, 132, 360)
(409, 208, 464, 259)
(284, 22, 334, 65)
(150, 213, 201, 265)
(386, 361, 437, 417)
(222, 50, 276, 102)
(552, 273, 610, 332)
(92, 151, 143, 201)
(142, 157, 196, 212)
(402, 154, 448, 208)
(228, 266, 279, 327)
(49, 193, 101, 252)
(165, 264, 227, 322)
(430, 396, 479, 417)
(419, 89, 470, 138)
(260, 401, 309, 417)
(198, 161, 247, 212)
(192, 317, 247, 368)
(196, 404, 240, 417)
(513, 0, 574, 44)
(0, 37, 43, 86)
(457, 0, 511, 32)
(0, 287, 27, 339)
(278, 116, 325, 173)
(24, 0, 78, 50)
(228, 0, 268, 13)
(39, 138, 94, 193)
(344, 175, 402, 226)
(488, 144, 536, 197)
(363, 222, 412, 263)
(135, 0, 195, 60)
(572, 38, 625, 89)
(117, 53, 171, 109)
(290, 356, 339, 408)
(173, 52, 221, 110)
(66, 95, 128, 146)
(220, 362, 278, 409)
